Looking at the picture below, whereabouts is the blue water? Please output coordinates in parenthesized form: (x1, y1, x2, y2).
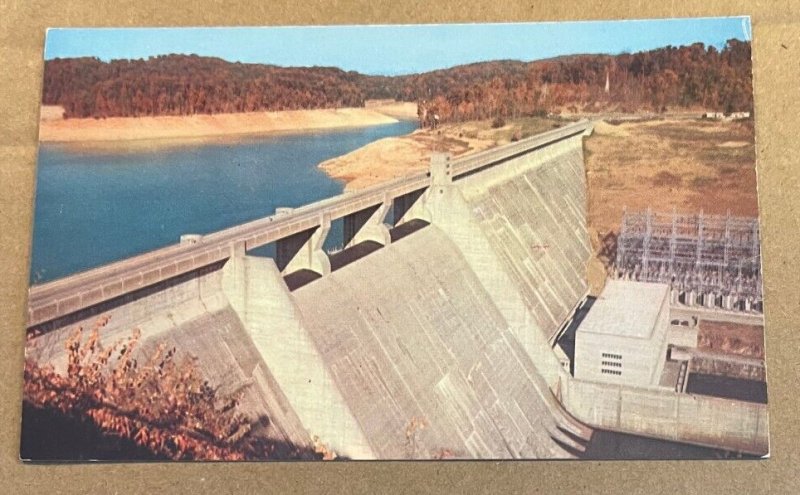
(30, 121, 417, 284)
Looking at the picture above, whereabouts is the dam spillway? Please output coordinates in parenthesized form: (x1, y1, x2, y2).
(24, 120, 768, 459)
(291, 226, 584, 458)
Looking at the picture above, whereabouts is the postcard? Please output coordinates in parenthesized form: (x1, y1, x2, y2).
(21, 18, 767, 461)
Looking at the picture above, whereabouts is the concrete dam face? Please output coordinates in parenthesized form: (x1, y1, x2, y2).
(291, 226, 584, 458)
(215, 125, 595, 459)
(25, 121, 767, 459)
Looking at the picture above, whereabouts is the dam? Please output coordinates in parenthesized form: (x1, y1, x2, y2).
(24, 120, 769, 459)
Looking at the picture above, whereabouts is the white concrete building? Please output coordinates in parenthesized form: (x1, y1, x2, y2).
(574, 280, 671, 387)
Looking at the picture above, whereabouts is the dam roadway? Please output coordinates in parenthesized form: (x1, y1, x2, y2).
(25, 119, 768, 459)
(27, 121, 590, 329)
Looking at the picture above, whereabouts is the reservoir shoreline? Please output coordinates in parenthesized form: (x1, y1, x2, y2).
(32, 120, 419, 283)
(39, 103, 419, 144)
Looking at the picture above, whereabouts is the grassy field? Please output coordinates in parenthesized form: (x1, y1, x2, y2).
(697, 320, 764, 359)
(583, 117, 758, 294)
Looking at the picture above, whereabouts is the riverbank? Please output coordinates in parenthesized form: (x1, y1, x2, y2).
(319, 116, 565, 191)
(38, 103, 418, 143)
(319, 130, 493, 191)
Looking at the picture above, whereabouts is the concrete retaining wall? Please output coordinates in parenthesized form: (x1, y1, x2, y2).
(423, 134, 590, 393)
(458, 136, 592, 343)
(133, 304, 313, 449)
(28, 265, 227, 369)
(24, 125, 596, 460)
(424, 185, 563, 389)
(561, 376, 769, 455)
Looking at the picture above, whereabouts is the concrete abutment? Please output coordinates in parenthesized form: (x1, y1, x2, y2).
(275, 216, 332, 277)
(221, 251, 376, 459)
(342, 199, 392, 248)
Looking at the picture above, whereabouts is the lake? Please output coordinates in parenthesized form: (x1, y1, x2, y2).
(30, 120, 418, 284)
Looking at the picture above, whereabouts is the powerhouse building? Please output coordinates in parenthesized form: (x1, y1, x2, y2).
(574, 280, 671, 387)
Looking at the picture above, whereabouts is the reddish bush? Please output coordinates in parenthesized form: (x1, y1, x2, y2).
(23, 317, 293, 460)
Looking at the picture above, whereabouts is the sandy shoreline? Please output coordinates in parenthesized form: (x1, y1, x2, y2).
(319, 117, 565, 191)
(39, 103, 565, 196)
(319, 126, 507, 191)
(39, 104, 418, 144)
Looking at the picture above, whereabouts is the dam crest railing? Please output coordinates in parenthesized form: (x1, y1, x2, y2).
(27, 119, 592, 328)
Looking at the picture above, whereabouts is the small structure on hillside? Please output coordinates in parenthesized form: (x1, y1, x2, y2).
(574, 280, 671, 387)
(364, 98, 397, 108)
(703, 111, 751, 120)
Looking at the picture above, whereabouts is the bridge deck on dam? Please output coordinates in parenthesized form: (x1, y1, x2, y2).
(291, 226, 579, 459)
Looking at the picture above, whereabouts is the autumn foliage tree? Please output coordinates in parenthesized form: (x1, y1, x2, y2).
(23, 316, 317, 460)
(43, 40, 753, 123)
(43, 55, 366, 118)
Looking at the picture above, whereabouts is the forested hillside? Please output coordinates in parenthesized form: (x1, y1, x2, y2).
(43, 39, 752, 121)
(43, 55, 366, 117)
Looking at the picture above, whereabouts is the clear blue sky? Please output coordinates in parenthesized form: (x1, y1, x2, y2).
(44, 18, 751, 76)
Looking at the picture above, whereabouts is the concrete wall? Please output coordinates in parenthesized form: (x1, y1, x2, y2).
(291, 226, 581, 459)
(27, 264, 313, 452)
(24, 125, 596, 460)
(267, 130, 598, 459)
(423, 134, 590, 391)
(423, 185, 563, 389)
(221, 253, 375, 459)
(561, 376, 769, 456)
(133, 304, 313, 449)
(688, 351, 767, 382)
(28, 264, 227, 369)
(457, 136, 592, 344)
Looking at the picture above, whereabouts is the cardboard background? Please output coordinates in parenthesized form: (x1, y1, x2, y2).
(1, 2, 797, 493)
